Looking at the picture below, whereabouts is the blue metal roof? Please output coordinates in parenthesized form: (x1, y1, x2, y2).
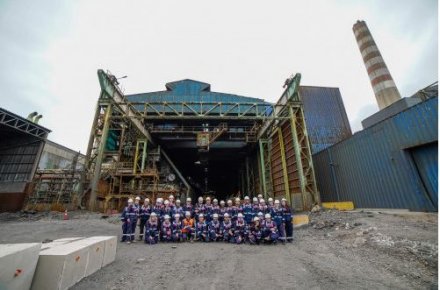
(126, 79, 270, 104)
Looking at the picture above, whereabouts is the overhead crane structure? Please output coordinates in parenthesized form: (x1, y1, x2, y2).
(84, 69, 319, 212)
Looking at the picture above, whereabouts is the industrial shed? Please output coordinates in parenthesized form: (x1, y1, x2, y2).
(313, 96, 438, 211)
(0, 108, 50, 211)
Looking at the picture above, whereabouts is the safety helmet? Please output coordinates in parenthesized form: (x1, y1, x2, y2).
(235, 197, 240, 202)
(281, 198, 287, 202)
(206, 196, 211, 201)
(198, 196, 203, 202)
(135, 196, 141, 201)
(128, 198, 133, 203)
(164, 200, 169, 205)
(176, 199, 181, 204)
(253, 197, 258, 202)
(174, 214, 180, 219)
(268, 197, 273, 202)
(227, 200, 232, 205)
(198, 214, 204, 218)
(187, 197, 192, 202)
(145, 198, 150, 203)
(164, 215, 170, 219)
(258, 212, 264, 217)
(265, 213, 271, 219)
(156, 198, 162, 203)
(274, 200, 280, 204)
(151, 212, 157, 217)
(244, 196, 250, 200)
(253, 217, 260, 222)
(260, 199, 265, 203)
(185, 211, 191, 216)
(220, 200, 225, 205)
(224, 213, 230, 218)
(257, 194, 263, 199)
(169, 195, 174, 199)
(237, 213, 243, 218)
(213, 199, 218, 204)
(213, 213, 219, 218)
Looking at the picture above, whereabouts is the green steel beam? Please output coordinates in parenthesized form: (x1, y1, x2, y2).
(289, 105, 307, 208)
(277, 127, 291, 205)
(89, 103, 112, 210)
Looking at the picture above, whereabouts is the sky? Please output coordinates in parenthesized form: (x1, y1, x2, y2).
(0, 0, 437, 153)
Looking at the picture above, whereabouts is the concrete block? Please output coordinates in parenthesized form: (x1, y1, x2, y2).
(32, 242, 89, 290)
(69, 239, 105, 276)
(0, 243, 41, 290)
(40, 237, 84, 250)
(322, 201, 355, 211)
(86, 236, 117, 267)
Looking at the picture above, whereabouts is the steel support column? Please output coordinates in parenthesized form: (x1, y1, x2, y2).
(89, 102, 112, 210)
(277, 127, 291, 205)
(258, 140, 267, 197)
(289, 105, 306, 208)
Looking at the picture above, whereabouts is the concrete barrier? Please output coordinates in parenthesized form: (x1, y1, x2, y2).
(0, 243, 41, 290)
(85, 236, 117, 267)
(69, 238, 105, 277)
(40, 237, 84, 250)
(32, 242, 89, 290)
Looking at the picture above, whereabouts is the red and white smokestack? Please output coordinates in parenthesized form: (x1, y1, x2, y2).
(353, 20, 401, 110)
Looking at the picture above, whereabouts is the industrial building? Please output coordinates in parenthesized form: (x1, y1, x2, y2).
(0, 108, 50, 211)
(299, 86, 352, 154)
(84, 70, 319, 212)
(313, 94, 438, 211)
(38, 140, 85, 171)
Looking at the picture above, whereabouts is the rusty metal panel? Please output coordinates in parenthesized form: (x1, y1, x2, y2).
(313, 97, 438, 211)
(300, 86, 352, 154)
(270, 131, 285, 199)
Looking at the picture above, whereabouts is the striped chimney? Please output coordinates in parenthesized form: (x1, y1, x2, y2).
(353, 20, 401, 110)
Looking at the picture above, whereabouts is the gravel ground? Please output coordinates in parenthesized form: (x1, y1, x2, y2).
(0, 209, 437, 290)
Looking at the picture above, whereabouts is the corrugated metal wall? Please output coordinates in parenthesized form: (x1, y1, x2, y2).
(300, 86, 352, 154)
(313, 97, 438, 211)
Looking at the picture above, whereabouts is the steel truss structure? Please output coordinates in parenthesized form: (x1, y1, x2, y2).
(85, 70, 319, 212)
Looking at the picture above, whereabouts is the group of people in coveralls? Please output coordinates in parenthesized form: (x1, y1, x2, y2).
(121, 194, 294, 245)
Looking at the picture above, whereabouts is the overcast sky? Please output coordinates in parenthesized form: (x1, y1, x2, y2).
(0, 0, 437, 152)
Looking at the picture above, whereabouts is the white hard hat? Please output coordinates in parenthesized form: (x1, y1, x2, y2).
(213, 199, 218, 203)
(151, 212, 157, 217)
(185, 211, 191, 216)
(253, 217, 260, 222)
(135, 196, 141, 200)
(174, 214, 180, 219)
(268, 197, 273, 202)
(237, 213, 243, 218)
(227, 200, 232, 204)
(169, 195, 174, 199)
(156, 198, 162, 203)
(145, 198, 150, 202)
(128, 198, 133, 203)
(257, 194, 263, 198)
(258, 212, 264, 217)
(158, 198, 164, 202)
(235, 197, 240, 201)
(281, 198, 287, 201)
(198, 214, 204, 218)
(275, 200, 280, 204)
(220, 200, 225, 205)
(198, 196, 203, 201)
(213, 213, 219, 218)
(253, 197, 258, 202)
(265, 213, 271, 219)
(187, 197, 192, 202)
(206, 196, 211, 200)
(164, 215, 170, 219)
(176, 199, 181, 204)
(244, 196, 250, 200)
(164, 200, 169, 205)
(224, 213, 230, 218)
(260, 199, 265, 203)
